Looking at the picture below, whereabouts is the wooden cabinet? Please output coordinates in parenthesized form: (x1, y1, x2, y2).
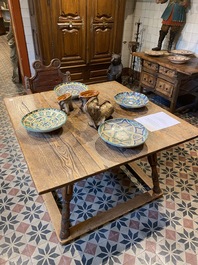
(134, 52, 198, 113)
(28, 0, 126, 84)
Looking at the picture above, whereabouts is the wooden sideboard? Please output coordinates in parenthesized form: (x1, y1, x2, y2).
(133, 52, 198, 113)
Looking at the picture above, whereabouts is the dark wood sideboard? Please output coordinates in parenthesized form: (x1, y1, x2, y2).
(133, 52, 198, 113)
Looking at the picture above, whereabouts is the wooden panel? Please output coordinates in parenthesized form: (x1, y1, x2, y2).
(90, 69, 107, 78)
(155, 78, 174, 98)
(34, 0, 54, 64)
(91, 0, 116, 23)
(159, 66, 176, 78)
(59, 0, 83, 17)
(70, 72, 84, 81)
(88, 0, 116, 64)
(143, 60, 158, 72)
(59, 27, 86, 65)
(56, 0, 86, 66)
(89, 25, 113, 63)
(141, 71, 156, 88)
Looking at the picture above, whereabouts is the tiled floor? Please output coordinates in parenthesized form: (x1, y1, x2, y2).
(0, 35, 198, 265)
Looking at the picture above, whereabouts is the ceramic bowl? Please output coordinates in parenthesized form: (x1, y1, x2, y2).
(144, 50, 164, 57)
(98, 118, 148, 148)
(21, 108, 67, 133)
(54, 82, 88, 99)
(167, 55, 190, 64)
(114, 91, 149, 108)
(171, 49, 194, 56)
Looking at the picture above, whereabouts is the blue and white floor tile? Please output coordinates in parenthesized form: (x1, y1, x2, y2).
(0, 35, 198, 264)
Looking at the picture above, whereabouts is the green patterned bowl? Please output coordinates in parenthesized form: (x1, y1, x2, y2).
(21, 108, 67, 133)
(98, 118, 148, 148)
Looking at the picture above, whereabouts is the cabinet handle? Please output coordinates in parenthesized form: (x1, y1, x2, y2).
(92, 22, 110, 28)
(58, 22, 83, 28)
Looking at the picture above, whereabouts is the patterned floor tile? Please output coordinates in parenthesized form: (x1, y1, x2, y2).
(0, 35, 198, 264)
(135, 251, 164, 265)
(0, 231, 27, 261)
(30, 242, 62, 265)
(7, 254, 34, 265)
(156, 239, 187, 265)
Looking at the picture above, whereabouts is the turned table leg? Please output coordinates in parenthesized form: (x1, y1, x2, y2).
(148, 153, 162, 194)
(60, 184, 73, 240)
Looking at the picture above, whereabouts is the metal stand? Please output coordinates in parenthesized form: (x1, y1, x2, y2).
(128, 20, 142, 85)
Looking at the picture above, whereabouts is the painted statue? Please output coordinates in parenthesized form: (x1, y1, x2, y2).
(152, 0, 189, 52)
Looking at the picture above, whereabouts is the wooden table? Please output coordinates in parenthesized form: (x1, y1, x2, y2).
(133, 52, 198, 113)
(4, 81, 198, 244)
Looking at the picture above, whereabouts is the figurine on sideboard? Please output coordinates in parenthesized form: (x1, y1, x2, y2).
(107, 54, 123, 83)
(152, 0, 190, 52)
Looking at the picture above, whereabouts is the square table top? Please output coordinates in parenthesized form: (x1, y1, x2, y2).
(4, 81, 198, 194)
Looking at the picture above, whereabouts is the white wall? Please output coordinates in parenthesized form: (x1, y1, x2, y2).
(131, 0, 198, 55)
(19, 0, 198, 72)
(121, 0, 136, 68)
(19, 0, 35, 73)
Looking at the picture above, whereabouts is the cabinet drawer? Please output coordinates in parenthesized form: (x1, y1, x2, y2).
(143, 60, 158, 72)
(155, 78, 174, 98)
(159, 66, 176, 78)
(141, 72, 156, 88)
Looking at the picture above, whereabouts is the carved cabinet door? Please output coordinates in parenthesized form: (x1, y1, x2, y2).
(29, 0, 126, 84)
(53, 0, 86, 68)
(87, 0, 116, 65)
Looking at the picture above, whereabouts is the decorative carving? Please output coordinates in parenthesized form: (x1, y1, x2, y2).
(83, 97, 114, 129)
(60, 11, 81, 20)
(96, 13, 111, 19)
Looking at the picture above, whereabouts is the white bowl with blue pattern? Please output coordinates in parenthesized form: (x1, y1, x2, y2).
(114, 91, 149, 109)
(98, 118, 148, 148)
(54, 82, 88, 99)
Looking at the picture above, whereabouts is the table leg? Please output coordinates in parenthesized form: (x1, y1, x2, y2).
(60, 184, 73, 240)
(148, 153, 162, 194)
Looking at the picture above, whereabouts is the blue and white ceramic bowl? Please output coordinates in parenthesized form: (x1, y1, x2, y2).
(114, 91, 149, 108)
(98, 118, 148, 148)
(54, 82, 88, 99)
